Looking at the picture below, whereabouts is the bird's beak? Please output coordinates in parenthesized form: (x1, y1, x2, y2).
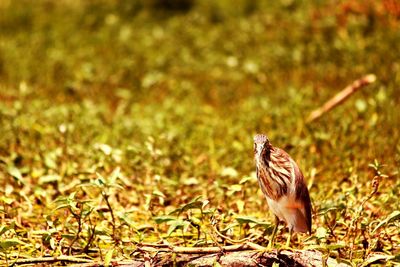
(258, 145, 263, 155)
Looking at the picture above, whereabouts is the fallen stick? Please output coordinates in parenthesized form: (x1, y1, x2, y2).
(10, 244, 349, 267)
(70, 249, 348, 267)
(139, 241, 264, 254)
(306, 74, 377, 123)
(11, 255, 93, 265)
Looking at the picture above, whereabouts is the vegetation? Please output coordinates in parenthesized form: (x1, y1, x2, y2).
(0, 0, 399, 265)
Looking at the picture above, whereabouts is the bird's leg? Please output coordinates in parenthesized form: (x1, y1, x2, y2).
(267, 216, 280, 248)
(285, 226, 293, 248)
(255, 216, 279, 258)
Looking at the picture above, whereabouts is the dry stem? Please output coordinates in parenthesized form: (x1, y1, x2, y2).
(306, 74, 377, 123)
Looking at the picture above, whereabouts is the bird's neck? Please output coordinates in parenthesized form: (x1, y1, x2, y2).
(256, 147, 292, 199)
(257, 146, 273, 166)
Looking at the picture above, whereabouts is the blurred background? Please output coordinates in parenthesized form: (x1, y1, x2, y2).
(0, 0, 399, 262)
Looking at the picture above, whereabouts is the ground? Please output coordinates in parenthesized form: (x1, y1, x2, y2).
(0, 0, 399, 266)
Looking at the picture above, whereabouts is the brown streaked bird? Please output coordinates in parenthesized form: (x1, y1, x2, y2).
(254, 134, 312, 247)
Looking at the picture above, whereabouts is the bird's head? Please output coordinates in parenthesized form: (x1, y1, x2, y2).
(254, 134, 271, 163)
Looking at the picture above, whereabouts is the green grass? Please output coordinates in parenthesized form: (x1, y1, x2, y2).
(0, 0, 399, 265)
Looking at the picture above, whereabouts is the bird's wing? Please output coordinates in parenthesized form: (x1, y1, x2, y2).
(293, 161, 312, 234)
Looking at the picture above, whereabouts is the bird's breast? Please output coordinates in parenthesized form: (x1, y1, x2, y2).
(266, 194, 309, 233)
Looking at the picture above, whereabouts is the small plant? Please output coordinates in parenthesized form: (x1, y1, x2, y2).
(54, 192, 95, 254)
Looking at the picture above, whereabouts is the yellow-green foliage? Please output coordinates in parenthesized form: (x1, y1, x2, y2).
(0, 0, 399, 265)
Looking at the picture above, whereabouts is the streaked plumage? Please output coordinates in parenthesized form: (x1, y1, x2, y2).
(254, 134, 311, 243)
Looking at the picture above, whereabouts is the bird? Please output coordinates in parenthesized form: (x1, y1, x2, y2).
(253, 134, 312, 248)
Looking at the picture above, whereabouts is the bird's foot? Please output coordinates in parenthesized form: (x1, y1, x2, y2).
(276, 244, 294, 254)
(251, 243, 276, 259)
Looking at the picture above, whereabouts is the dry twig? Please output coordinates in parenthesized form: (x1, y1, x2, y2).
(11, 255, 93, 265)
(306, 74, 377, 123)
(9, 243, 348, 267)
(139, 241, 264, 254)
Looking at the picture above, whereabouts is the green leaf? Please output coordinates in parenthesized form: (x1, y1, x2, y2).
(109, 167, 120, 183)
(325, 243, 346, 250)
(61, 234, 76, 240)
(96, 143, 113, 155)
(234, 216, 272, 230)
(49, 237, 56, 250)
(220, 167, 238, 177)
(152, 189, 166, 198)
(0, 239, 26, 251)
(95, 173, 106, 185)
(7, 166, 25, 184)
(183, 177, 199, 185)
(93, 227, 112, 237)
(104, 248, 114, 267)
(110, 183, 124, 190)
(202, 199, 210, 210)
(0, 223, 15, 235)
(44, 153, 57, 169)
(372, 211, 400, 233)
(118, 214, 136, 229)
(228, 184, 242, 193)
(239, 176, 253, 184)
(355, 99, 367, 113)
(169, 196, 203, 215)
(0, 196, 15, 205)
(394, 254, 400, 262)
(153, 216, 175, 224)
(235, 200, 245, 213)
(167, 220, 190, 236)
(235, 216, 261, 225)
(360, 254, 394, 267)
(315, 227, 328, 239)
(39, 174, 61, 184)
(54, 203, 70, 211)
(81, 205, 94, 217)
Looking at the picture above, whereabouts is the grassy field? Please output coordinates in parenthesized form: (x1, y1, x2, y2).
(0, 0, 399, 265)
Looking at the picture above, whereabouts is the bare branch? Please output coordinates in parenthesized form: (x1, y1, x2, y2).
(10, 244, 349, 267)
(12, 255, 93, 265)
(306, 74, 377, 123)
